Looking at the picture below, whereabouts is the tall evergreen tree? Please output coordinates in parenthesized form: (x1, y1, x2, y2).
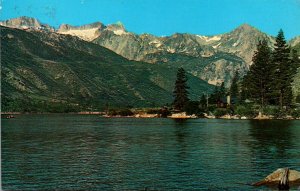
(199, 94, 207, 109)
(219, 82, 226, 98)
(230, 70, 239, 98)
(290, 49, 300, 103)
(209, 82, 226, 104)
(271, 29, 292, 108)
(243, 39, 272, 108)
(173, 67, 189, 110)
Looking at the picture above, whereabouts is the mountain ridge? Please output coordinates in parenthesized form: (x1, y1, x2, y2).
(3, 16, 299, 41)
(1, 16, 300, 100)
(1, 25, 214, 112)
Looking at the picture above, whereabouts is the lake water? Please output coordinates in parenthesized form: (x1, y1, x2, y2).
(2, 114, 300, 190)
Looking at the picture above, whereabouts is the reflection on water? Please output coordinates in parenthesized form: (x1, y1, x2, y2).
(248, 120, 295, 168)
(247, 120, 300, 189)
(2, 115, 300, 190)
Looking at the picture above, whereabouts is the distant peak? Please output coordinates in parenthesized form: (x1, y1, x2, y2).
(236, 23, 256, 31)
(0, 16, 41, 27)
(11, 16, 38, 21)
(58, 22, 105, 32)
(107, 22, 126, 31)
(0, 16, 56, 31)
(229, 23, 262, 36)
(106, 22, 127, 36)
(115, 21, 124, 27)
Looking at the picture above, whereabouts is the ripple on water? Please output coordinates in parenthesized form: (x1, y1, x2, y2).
(2, 116, 300, 190)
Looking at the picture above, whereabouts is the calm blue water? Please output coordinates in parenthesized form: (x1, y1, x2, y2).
(2, 114, 300, 190)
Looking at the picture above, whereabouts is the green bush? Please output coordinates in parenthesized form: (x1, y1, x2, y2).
(296, 95, 300, 103)
(146, 108, 160, 114)
(207, 105, 217, 113)
(291, 109, 300, 118)
(158, 108, 171, 118)
(262, 106, 280, 117)
(213, 108, 230, 118)
(184, 101, 204, 115)
(108, 109, 134, 116)
(119, 109, 134, 116)
(235, 105, 257, 117)
(144, 107, 171, 118)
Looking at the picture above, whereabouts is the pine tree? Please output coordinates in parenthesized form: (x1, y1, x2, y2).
(219, 82, 226, 98)
(271, 29, 292, 108)
(209, 82, 226, 104)
(199, 94, 207, 109)
(209, 85, 219, 104)
(173, 67, 189, 110)
(230, 70, 239, 98)
(242, 39, 272, 108)
(291, 49, 300, 103)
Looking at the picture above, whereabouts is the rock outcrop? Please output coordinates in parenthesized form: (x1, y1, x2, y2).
(253, 168, 300, 187)
(0, 16, 54, 31)
(57, 22, 106, 41)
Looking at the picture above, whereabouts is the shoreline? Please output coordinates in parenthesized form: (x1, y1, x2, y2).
(1, 112, 300, 120)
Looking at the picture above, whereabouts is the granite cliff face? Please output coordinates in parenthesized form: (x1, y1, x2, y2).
(0, 16, 54, 31)
(57, 22, 106, 41)
(92, 23, 278, 86)
(93, 23, 274, 64)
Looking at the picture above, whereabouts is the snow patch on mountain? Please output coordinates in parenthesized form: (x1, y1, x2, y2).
(167, 47, 175, 53)
(233, 39, 241, 47)
(232, 42, 238, 47)
(208, 79, 224, 85)
(212, 43, 222, 49)
(112, 29, 128, 36)
(58, 28, 100, 41)
(197, 35, 221, 42)
(149, 40, 163, 48)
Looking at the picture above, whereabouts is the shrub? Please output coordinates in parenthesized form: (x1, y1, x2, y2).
(118, 109, 134, 116)
(184, 101, 204, 115)
(262, 106, 281, 117)
(207, 105, 217, 113)
(158, 107, 171, 118)
(145, 108, 171, 117)
(213, 108, 230, 118)
(296, 95, 300, 103)
(108, 109, 134, 116)
(146, 109, 160, 114)
(235, 105, 257, 118)
(291, 109, 300, 118)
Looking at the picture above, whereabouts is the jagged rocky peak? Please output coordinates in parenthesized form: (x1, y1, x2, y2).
(237, 23, 255, 30)
(0, 16, 41, 28)
(57, 21, 106, 41)
(0, 16, 54, 31)
(57, 22, 105, 32)
(230, 23, 261, 36)
(106, 21, 128, 35)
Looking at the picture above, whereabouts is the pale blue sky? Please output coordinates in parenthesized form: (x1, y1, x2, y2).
(0, 0, 300, 39)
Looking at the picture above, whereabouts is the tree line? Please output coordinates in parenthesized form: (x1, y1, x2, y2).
(241, 29, 300, 110)
(172, 29, 300, 115)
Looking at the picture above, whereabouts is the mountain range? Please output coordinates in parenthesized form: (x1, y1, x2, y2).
(1, 16, 300, 111)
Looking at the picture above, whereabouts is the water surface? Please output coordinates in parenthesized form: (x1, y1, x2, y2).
(2, 114, 300, 190)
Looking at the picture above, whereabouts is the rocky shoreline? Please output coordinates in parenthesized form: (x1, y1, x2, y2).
(2, 111, 300, 120)
(102, 111, 300, 120)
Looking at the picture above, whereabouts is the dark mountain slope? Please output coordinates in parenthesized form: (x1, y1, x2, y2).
(1, 26, 213, 112)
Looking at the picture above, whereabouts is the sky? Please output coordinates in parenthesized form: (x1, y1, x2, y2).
(0, 0, 300, 39)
